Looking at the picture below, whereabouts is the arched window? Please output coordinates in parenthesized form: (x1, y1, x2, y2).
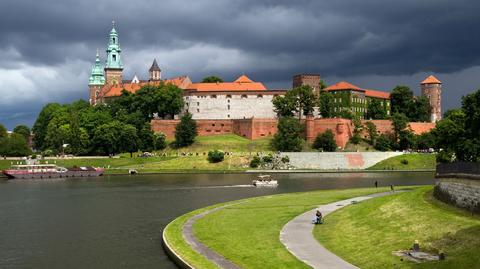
(241, 94, 247, 99)
(113, 37, 116, 44)
(113, 55, 116, 62)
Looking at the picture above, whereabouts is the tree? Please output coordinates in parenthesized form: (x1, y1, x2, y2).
(390, 86, 414, 116)
(461, 89, 480, 138)
(32, 103, 65, 150)
(174, 113, 197, 147)
(318, 91, 334, 118)
(0, 133, 31, 157)
(202, 76, 223, 83)
(375, 134, 393, 151)
(272, 95, 295, 117)
(92, 121, 123, 155)
(312, 129, 337, 152)
(138, 123, 154, 151)
(410, 96, 431, 122)
(271, 117, 304, 151)
(350, 117, 363, 145)
(365, 99, 387, 120)
(416, 132, 435, 150)
(153, 133, 167, 150)
(272, 86, 316, 120)
(118, 124, 140, 157)
(391, 113, 409, 143)
(430, 118, 465, 151)
(0, 124, 7, 139)
(398, 130, 416, 150)
(364, 121, 378, 145)
(13, 125, 31, 141)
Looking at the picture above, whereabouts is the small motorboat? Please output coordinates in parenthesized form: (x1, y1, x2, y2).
(252, 175, 278, 187)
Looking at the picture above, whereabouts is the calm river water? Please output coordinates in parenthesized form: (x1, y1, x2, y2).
(0, 172, 434, 269)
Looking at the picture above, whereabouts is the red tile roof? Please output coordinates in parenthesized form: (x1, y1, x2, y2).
(364, 89, 390, 99)
(102, 76, 190, 97)
(421, 75, 442, 84)
(325, 81, 391, 99)
(186, 75, 267, 92)
(324, 81, 365, 92)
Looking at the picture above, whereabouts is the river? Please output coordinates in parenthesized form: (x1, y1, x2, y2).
(0, 172, 434, 269)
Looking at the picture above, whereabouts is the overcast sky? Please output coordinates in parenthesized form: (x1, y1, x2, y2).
(1, 0, 480, 129)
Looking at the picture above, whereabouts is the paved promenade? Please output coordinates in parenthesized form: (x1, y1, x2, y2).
(280, 191, 400, 269)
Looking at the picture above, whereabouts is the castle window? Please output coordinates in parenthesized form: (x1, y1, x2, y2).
(211, 95, 217, 98)
(257, 94, 263, 98)
(226, 95, 232, 98)
(212, 124, 215, 127)
(227, 114, 230, 118)
(241, 94, 247, 99)
(113, 55, 116, 62)
(197, 102, 200, 106)
(227, 99, 230, 103)
(197, 109, 200, 113)
(228, 105, 231, 110)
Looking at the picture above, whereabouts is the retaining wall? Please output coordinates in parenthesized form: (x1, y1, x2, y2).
(280, 151, 403, 170)
(434, 178, 480, 212)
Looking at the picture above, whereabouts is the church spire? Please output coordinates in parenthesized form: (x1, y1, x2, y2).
(149, 59, 161, 81)
(89, 51, 105, 86)
(104, 21, 123, 85)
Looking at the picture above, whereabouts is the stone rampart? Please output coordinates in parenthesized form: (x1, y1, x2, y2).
(280, 152, 403, 170)
(434, 178, 480, 213)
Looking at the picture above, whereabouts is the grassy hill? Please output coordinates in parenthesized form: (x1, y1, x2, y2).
(367, 153, 436, 170)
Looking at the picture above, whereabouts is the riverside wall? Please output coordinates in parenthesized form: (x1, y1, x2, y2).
(434, 162, 480, 212)
(280, 151, 403, 170)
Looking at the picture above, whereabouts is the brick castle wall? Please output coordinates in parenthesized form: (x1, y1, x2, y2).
(151, 118, 435, 148)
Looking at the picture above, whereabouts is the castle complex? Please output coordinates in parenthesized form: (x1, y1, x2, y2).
(88, 24, 441, 147)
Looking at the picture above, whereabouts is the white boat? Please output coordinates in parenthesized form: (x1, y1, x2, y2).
(252, 175, 278, 187)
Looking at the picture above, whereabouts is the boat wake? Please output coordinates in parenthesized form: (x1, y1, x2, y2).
(163, 184, 254, 190)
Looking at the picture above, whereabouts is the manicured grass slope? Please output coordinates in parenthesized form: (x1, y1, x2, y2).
(314, 187, 480, 269)
(367, 153, 436, 170)
(191, 187, 408, 269)
(0, 135, 272, 174)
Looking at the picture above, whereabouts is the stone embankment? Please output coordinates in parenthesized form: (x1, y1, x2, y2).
(435, 162, 480, 212)
(280, 152, 403, 170)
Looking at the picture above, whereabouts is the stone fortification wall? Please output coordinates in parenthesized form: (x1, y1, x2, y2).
(151, 118, 435, 149)
(280, 152, 403, 170)
(434, 178, 480, 213)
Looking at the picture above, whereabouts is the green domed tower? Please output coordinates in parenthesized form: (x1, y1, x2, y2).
(89, 51, 105, 105)
(104, 21, 123, 85)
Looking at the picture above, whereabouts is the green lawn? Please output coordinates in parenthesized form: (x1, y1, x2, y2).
(314, 187, 480, 269)
(367, 153, 436, 170)
(0, 135, 272, 174)
(166, 187, 411, 269)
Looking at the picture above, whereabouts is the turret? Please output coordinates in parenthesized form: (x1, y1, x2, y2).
(149, 59, 161, 81)
(104, 21, 123, 85)
(89, 51, 106, 105)
(421, 75, 442, 122)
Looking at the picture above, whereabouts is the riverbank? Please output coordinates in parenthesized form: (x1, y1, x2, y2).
(314, 187, 480, 269)
(163, 186, 415, 268)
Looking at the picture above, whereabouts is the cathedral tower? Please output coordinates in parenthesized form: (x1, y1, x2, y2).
(88, 51, 105, 105)
(104, 21, 123, 85)
(149, 59, 161, 81)
(421, 75, 442, 122)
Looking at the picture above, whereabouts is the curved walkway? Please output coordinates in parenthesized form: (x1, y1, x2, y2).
(280, 191, 400, 269)
(182, 203, 245, 269)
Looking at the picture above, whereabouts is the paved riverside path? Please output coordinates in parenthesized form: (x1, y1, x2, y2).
(182, 203, 243, 269)
(280, 191, 401, 269)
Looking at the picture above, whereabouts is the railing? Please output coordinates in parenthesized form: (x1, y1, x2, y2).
(436, 162, 480, 180)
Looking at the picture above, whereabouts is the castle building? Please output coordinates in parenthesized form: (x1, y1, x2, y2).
(421, 75, 442, 122)
(293, 74, 322, 95)
(324, 81, 391, 119)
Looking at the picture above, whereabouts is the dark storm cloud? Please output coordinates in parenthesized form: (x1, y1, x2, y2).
(1, 0, 480, 129)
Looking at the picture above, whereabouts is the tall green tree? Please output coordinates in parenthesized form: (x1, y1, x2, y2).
(390, 86, 414, 116)
(32, 103, 65, 150)
(174, 113, 197, 148)
(272, 86, 316, 120)
(318, 91, 334, 118)
(364, 121, 378, 145)
(271, 117, 304, 152)
(0, 133, 31, 157)
(202, 76, 223, 83)
(365, 99, 387, 120)
(391, 113, 409, 143)
(411, 96, 431, 122)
